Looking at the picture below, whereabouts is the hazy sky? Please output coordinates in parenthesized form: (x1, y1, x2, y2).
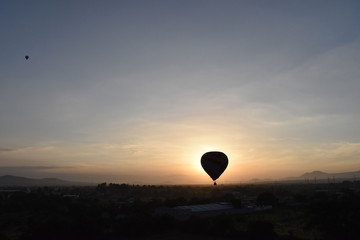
(1, 0, 360, 184)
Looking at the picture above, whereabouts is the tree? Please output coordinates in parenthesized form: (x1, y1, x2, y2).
(257, 192, 278, 206)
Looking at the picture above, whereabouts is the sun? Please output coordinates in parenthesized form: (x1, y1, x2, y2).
(190, 145, 221, 174)
(181, 138, 235, 183)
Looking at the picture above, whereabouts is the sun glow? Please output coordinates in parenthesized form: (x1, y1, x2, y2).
(186, 144, 233, 181)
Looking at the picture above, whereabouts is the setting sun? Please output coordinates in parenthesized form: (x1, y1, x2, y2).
(1, 1, 360, 185)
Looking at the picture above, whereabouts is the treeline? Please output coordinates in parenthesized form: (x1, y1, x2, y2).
(0, 190, 280, 240)
(1, 182, 360, 239)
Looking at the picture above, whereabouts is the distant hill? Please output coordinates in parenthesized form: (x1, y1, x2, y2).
(285, 170, 360, 182)
(0, 175, 94, 186)
(300, 171, 330, 179)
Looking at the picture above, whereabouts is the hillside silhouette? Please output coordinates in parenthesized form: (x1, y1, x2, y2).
(0, 175, 92, 186)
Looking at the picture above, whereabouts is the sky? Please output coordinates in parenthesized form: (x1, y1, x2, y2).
(1, 0, 360, 184)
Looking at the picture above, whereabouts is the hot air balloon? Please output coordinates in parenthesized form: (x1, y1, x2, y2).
(25, 56, 29, 60)
(201, 151, 228, 185)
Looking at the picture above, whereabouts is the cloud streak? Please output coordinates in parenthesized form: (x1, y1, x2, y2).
(1, 1, 360, 183)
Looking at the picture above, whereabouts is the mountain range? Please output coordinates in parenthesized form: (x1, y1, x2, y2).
(300, 170, 360, 179)
(284, 170, 360, 182)
(0, 175, 93, 187)
(245, 170, 360, 184)
(1, 170, 360, 186)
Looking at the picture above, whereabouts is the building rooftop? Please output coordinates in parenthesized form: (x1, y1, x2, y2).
(174, 202, 233, 212)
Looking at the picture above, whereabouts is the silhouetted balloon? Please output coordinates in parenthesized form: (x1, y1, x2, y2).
(201, 151, 228, 185)
(25, 56, 29, 60)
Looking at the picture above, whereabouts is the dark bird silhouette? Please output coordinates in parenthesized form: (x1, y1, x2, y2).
(25, 56, 29, 60)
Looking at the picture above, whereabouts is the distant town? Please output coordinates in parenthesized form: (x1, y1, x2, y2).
(1, 176, 360, 239)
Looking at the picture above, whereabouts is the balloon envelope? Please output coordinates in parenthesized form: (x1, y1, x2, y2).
(201, 151, 228, 181)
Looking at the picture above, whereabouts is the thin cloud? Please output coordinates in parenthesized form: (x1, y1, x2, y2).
(0, 148, 17, 152)
(0, 166, 76, 171)
(0, 147, 30, 153)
